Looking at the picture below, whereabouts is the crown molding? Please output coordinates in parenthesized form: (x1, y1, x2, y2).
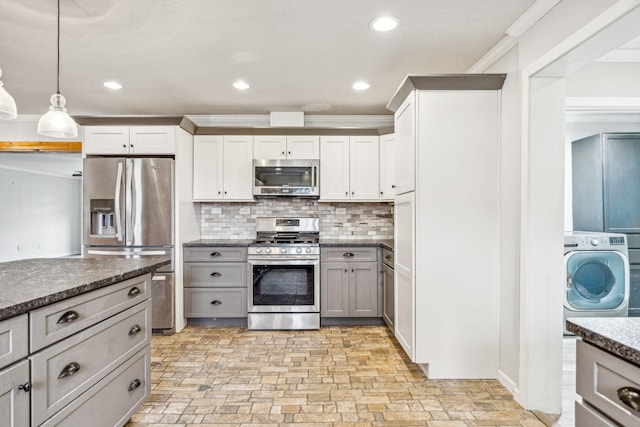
(185, 114, 393, 130)
(467, 36, 518, 73)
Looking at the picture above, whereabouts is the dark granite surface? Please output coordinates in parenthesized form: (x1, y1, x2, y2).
(0, 257, 170, 321)
(183, 239, 253, 247)
(566, 317, 640, 366)
(320, 240, 394, 251)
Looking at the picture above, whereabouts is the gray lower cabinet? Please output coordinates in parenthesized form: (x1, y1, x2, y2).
(0, 359, 30, 427)
(382, 248, 394, 329)
(184, 246, 248, 317)
(576, 339, 640, 426)
(321, 247, 379, 317)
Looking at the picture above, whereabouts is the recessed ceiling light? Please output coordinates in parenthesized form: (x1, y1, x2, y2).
(233, 80, 250, 90)
(369, 16, 398, 32)
(352, 81, 370, 91)
(103, 81, 123, 90)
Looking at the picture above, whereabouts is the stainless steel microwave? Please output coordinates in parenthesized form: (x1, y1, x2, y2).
(253, 159, 319, 196)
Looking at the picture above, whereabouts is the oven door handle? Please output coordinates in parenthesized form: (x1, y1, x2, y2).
(248, 257, 319, 262)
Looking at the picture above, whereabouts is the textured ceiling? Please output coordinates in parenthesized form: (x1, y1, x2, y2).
(0, 0, 538, 117)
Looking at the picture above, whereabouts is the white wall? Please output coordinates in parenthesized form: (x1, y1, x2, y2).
(0, 167, 81, 261)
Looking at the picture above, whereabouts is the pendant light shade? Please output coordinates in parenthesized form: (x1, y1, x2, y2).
(38, 0, 78, 138)
(0, 67, 17, 119)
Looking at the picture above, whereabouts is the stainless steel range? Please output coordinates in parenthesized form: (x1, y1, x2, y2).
(247, 217, 320, 330)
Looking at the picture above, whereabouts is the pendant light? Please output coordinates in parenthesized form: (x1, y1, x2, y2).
(38, 0, 78, 138)
(0, 67, 17, 119)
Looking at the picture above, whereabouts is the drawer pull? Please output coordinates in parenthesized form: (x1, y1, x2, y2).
(128, 378, 142, 391)
(343, 252, 355, 257)
(210, 272, 222, 277)
(18, 382, 31, 392)
(58, 362, 81, 379)
(128, 324, 142, 335)
(618, 387, 640, 412)
(210, 252, 222, 257)
(211, 300, 222, 305)
(385, 255, 392, 261)
(57, 310, 79, 324)
(128, 286, 142, 297)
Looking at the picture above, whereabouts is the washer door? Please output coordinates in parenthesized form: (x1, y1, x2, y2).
(565, 251, 628, 310)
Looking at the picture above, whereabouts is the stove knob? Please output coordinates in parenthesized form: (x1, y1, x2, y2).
(296, 247, 302, 253)
(265, 248, 271, 253)
(306, 247, 312, 254)
(280, 248, 287, 254)
(256, 248, 262, 253)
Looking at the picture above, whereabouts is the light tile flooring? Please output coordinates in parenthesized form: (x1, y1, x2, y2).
(128, 326, 546, 427)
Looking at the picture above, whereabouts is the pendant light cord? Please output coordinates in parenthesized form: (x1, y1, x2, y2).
(56, 0, 60, 95)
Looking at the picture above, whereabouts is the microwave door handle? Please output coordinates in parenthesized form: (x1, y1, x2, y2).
(114, 161, 124, 242)
(311, 164, 316, 189)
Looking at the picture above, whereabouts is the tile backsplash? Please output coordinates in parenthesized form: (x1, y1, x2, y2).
(200, 199, 393, 240)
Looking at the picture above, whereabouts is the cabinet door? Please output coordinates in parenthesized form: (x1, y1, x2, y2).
(350, 262, 378, 316)
(193, 136, 224, 200)
(379, 134, 395, 201)
(0, 359, 30, 427)
(253, 136, 286, 160)
(394, 192, 415, 360)
(383, 264, 394, 328)
(287, 136, 320, 159)
(320, 136, 350, 200)
(83, 126, 129, 155)
(129, 126, 175, 154)
(350, 136, 380, 200)
(320, 262, 349, 316)
(223, 135, 253, 200)
(394, 92, 415, 194)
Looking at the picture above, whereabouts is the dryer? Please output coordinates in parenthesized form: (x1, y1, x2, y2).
(564, 232, 629, 333)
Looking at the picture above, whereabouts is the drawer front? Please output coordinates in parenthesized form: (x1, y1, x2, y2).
(575, 400, 617, 427)
(629, 248, 640, 264)
(184, 246, 247, 262)
(382, 248, 394, 267)
(185, 288, 247, 317)
(577, 339, 640, 426)
(31, 299, 151, 426)
(0, 314, 28, 370)
(321, 247, 378, 262)
(184, 263, 246, 287)
(626, 234, 640, 249)
(30, 274, 150, 352)
(0, 359, 30, 427)
(41, 347, 150, 427)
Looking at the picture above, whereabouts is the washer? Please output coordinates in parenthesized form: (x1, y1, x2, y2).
(564, 232, 629, 333)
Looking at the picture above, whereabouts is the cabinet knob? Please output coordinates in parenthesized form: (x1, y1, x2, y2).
(345, 192, 348, 196)
(210, 272, 222, 277)
(344, 269, 347, 272)
(58, 362, 81, 379)
(18, 382, 31, 393)
(57, 310, 80, 324)
(281, 151, 285, 155)
(210, 252, 222, 257)
(128, 324, 142, 335)
(288, 151, 291, 155)
(391, 185, 396, 188)
(130, 144, 134, 148)
(128, 286, 141, 297)
(128, 378, 142, 392)
(224, 191, 227, 195)
(211, 300, 222, 305)
(380, 191, 383, 195)
(618, 387, 640, 411)
(218, 191, 221, 195)
(352, 191, 354, 195)
(122, 144, 127, 148)
(343, 252, 354, 257)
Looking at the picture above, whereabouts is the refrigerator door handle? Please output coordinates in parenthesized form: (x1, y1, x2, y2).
(114, 161, 124, 242)
(125, 159, 134, 245)
(86, 249, 169, 256)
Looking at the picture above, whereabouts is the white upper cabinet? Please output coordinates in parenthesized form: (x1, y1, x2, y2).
(320, 135, 380, 201)
(193, 135, 253, 201)
(83, 126, 175, 155)
(394, 93, 415, 195)
(379, 133, 395, 201)
(253, 135, 319, 159)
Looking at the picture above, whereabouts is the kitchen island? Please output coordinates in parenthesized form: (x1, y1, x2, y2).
(0, 256, 169, 426)
(566, 317, 640, 426)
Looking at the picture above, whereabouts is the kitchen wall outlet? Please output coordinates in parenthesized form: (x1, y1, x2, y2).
(240, 207, 250, 215)
(17, 245, 22, 252)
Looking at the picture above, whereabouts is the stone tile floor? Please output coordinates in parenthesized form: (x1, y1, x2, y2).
(127, 326, 545, 427)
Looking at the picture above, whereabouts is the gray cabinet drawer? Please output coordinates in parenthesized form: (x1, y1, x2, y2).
(31, 299, 151, 426)
(575, 400, 617, 427)
(184, 246, 247, 262)
(185, 288, 247, 317)
(0, 314, 28, 370)
(41, 347, 150, 427)
(382, 248, 394, 266)
(577, 339, 640, 426)
(184, 263, 246, 287)
(30, 274, 150, 352)
(321, 247, 378, 262)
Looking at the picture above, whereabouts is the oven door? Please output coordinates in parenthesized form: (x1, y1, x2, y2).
(247, 257, 320, 313)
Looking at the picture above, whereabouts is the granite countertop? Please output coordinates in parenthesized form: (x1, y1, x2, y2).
(0, 257, 170, 321)
(566, 317, 640, 366)
(183, 239, 254, 247)
(320, 239, 394, 251)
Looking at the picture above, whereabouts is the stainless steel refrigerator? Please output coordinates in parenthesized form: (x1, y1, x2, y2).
(83, 157, 175, 333)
